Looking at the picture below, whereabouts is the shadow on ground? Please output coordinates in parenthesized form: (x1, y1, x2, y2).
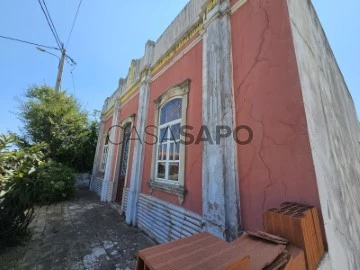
(0, 190, 155, 270)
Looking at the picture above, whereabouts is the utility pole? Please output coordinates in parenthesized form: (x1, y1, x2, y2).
(37, 45, 76, 92)
(55, 45, 66, 92)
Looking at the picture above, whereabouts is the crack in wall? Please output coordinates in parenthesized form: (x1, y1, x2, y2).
(234, 3, 270, 103)
(241, 142, 257, 181)
(245, 100, 274, 211)
(233, 2, 301, 212)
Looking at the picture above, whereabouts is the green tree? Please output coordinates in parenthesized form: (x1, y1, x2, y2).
(0, 134, 75, 247)
(17, 85, 97, 172)
(72, 119, 99, 172)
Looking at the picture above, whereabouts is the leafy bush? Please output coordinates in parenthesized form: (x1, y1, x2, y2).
(0, 135, 74, 247)
(32, 161, 75, 204)
(0, 135, 44, 246)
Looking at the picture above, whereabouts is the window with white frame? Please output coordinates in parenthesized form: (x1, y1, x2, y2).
(156, 98, 182, 182)
(100, 134, 109, 172)
(149, 80, 189, 203)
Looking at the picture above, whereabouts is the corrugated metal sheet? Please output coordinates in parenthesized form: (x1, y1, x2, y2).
(90, 177, 103, 197)
(136, 193, 203, 243)
(106, 181, 113, 202)
(123, 188, 129, 213)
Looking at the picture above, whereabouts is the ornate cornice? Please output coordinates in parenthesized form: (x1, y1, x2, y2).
(206, 0, 218, 13)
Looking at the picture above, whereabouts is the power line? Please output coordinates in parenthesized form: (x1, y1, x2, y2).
(41, 0, 62, 47)
(70, 66, 76, 96)
(37, 0, 62, 49)
(66, 0, 83, 48)
(0, 35, 60, 50)
(66, 54, 77, 66)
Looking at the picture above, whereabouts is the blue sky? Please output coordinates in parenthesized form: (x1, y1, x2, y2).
(0, 1, 359, 135)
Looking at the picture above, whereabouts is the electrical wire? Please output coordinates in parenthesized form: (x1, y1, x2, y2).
(70, 66, 76, 96)
(41, 0, 62, 47)
(66, 0, 83, 48)
(37, 0, 62, 49)
(66, 54, 77, 66)
(0, 35, 60, 50)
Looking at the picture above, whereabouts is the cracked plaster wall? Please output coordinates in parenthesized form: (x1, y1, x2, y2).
(231, 0, 322, 231)
(287, 0, 360, 269)
(140, 40, 203, 216)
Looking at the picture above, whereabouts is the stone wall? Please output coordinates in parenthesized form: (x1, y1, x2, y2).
(74, 173, 91, 189)
(287, 0, 360, 269)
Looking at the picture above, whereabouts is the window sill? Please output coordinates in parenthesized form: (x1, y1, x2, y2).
(147, 180, 187, 205)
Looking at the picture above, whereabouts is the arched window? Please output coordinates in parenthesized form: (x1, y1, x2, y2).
(149, 80, 189, 204)
(156, 98, 182, 181)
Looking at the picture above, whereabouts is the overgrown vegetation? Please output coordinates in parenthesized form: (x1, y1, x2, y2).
(0, 135, 74, 247)
(0, 85, 99, 247)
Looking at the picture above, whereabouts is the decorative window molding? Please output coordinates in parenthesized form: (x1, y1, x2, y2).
(149, 79, 190, 204)
(100, 134, 110, 172)
(148, 180, 187, 205)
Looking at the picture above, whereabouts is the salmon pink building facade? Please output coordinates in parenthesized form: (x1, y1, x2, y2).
(91, 0, 360, 268)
